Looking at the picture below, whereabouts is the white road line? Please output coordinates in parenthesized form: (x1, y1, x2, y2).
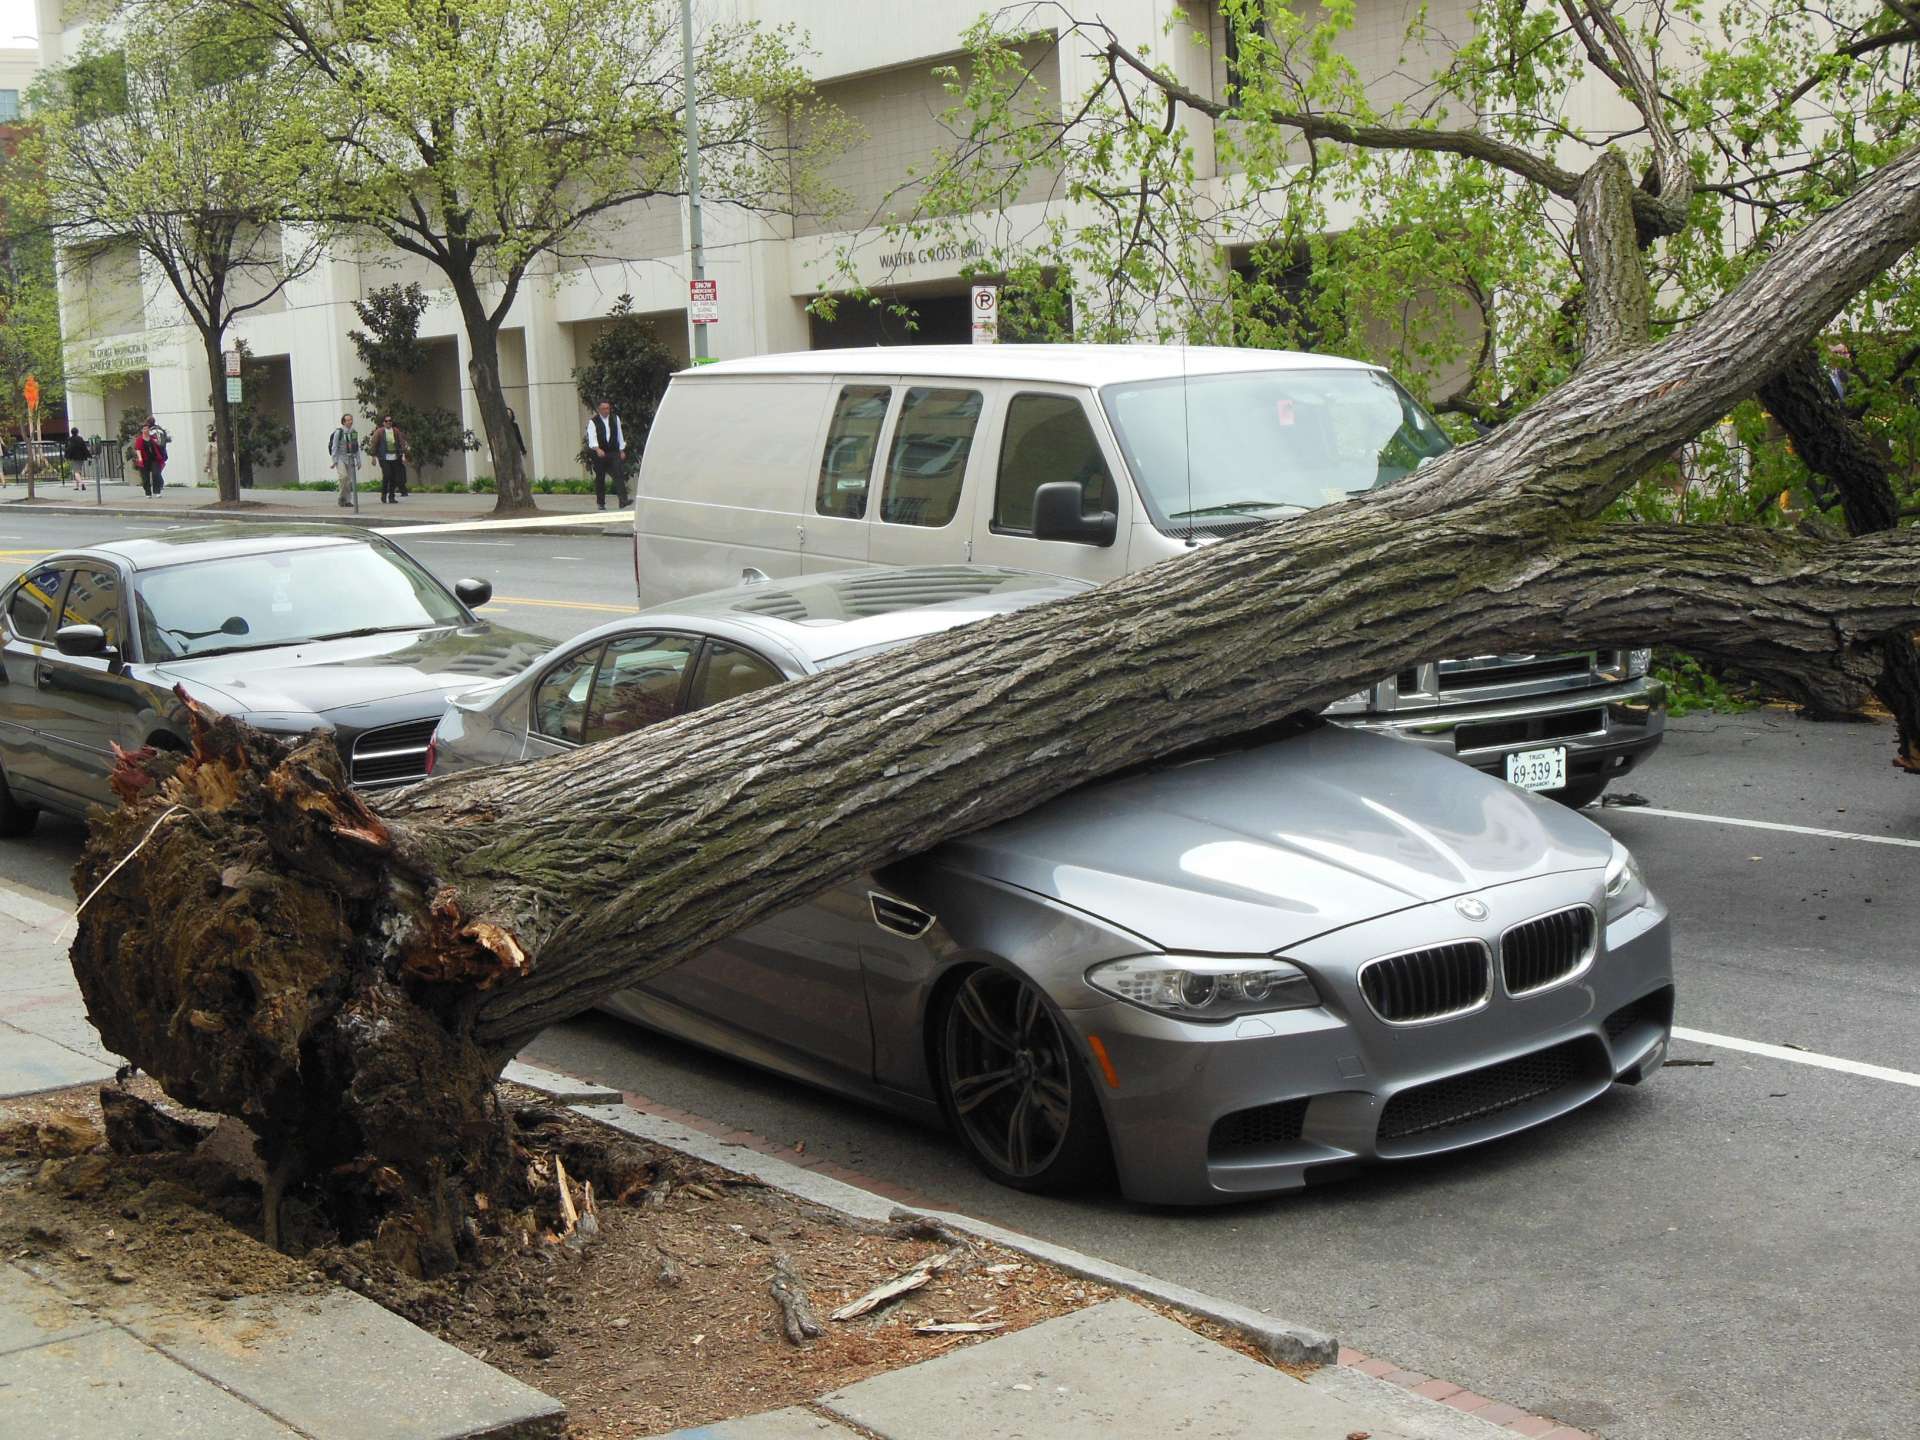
(1627, 806, 1920, 850)
(413, 539, 514, 547)
(373, 511, 631, 537)
(1672, 1026, 1920, 1088)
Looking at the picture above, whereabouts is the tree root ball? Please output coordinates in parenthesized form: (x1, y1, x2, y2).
(71, 703, 514, 1276)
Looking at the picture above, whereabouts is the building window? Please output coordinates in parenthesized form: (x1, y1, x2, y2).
(0, 91, 19, 122)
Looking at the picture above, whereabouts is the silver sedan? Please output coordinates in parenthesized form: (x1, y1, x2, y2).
(431, 566, 1673, 1203)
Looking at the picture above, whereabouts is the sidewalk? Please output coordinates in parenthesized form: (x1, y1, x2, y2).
(0, 876, 1551, 1440)
(0, 478, 634, 534)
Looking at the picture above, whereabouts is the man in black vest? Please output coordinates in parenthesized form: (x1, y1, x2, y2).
(584, 401, 629, 510)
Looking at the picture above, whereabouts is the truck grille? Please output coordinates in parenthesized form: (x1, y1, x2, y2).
(1378, 1038, 1601, 1141)
(350, 718, 439, 786)
(1359, 941, 1490, 1024)
(1437, 653, 1594, 692)
(1454, 708, 1606, 753)
(1501, 906, 1596, 996)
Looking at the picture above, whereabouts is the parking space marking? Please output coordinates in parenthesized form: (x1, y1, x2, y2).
(1672, 1026, 1920, 1088)
(1630, 806, 1920, 850)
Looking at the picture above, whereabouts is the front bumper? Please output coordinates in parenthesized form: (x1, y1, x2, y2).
(1066, 873, 1673, 1205)
(1338, 677, 1666, 792)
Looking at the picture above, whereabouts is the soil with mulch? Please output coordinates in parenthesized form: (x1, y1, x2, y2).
(0, 1080, 1289, 1439)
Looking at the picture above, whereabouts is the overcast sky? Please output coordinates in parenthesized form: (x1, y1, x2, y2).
(4, 0, 37, 50)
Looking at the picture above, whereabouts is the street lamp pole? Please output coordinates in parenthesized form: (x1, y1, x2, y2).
(681, 0, 708, 363)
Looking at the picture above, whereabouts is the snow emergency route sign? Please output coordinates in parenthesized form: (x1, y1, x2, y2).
(688, 279, 719, 326)
(970, 284, 999, 344)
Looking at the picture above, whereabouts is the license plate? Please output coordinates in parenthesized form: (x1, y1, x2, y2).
(1505, 745, 1568, 792)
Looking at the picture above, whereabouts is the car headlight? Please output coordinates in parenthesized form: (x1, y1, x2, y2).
(1627, 648, 1653, 678)
(1086, 955, 1319, 1021)
(1604, 840, 1649, 921)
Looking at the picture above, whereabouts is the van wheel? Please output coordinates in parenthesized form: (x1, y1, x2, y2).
(0, 759, 40, 838)
(936, 967, 1109, 1193)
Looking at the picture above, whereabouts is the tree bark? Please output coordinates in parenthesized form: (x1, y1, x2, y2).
(200, 326, 241, 505)
(1757, 347, 1920, 768)
(67, 139, 1920, 1273)
(448, 277, 535, 514)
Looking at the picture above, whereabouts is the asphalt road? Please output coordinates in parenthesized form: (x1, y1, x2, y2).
(3, 507, 1915, 1439)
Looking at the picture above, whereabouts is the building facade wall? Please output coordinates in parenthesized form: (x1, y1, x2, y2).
(38, 0, 1677, 487)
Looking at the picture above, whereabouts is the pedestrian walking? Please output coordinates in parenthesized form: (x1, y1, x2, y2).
(328, 413, 362, 507)
(506, 406, 527, 459)
(368, 414, 410, 503)
(62, 431, 91, 491)
(584, 401, 629, 510)
(201, 425, 217, 488)
(132, 418, 168, 496)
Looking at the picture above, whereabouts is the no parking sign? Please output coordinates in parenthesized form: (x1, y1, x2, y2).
(970, 284, 998, 344)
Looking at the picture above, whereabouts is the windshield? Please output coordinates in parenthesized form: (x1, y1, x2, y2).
(1101, 368, 1451, 528)
(134, 543, 469, 660)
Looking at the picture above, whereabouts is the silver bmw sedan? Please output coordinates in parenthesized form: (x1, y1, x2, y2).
(431, 566, 1672, 1203)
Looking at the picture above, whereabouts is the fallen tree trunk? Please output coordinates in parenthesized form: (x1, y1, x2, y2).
(71, 139, 1920, 1275)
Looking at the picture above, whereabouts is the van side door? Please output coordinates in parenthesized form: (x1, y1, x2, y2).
(970, 387, 1132, 582)
(868, 382, 989, 569)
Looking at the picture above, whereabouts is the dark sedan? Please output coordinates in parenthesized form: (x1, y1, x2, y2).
(0, 524, 547, 834)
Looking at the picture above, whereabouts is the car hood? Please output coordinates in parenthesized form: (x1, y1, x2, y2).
(937, 724, 1614, 955)
(152, 624, 549, 721)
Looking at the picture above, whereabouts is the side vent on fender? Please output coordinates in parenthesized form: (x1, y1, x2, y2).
(868, 892, 935, 940)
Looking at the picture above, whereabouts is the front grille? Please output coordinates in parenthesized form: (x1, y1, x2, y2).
(1359, 942, 1490, 1024)
(1455, 708, 1606, 754)
(1210, 1098, 1308, 1158)
(1604, 988, 1674, 1043)
(1502, 906, 1596, 996)
(1378, 1038, 1600, 1141)
(350, 718, 439, 786)
(1438, 654, 1593, 692)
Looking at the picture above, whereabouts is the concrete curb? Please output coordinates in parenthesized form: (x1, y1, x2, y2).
(0, 496, 634, 540)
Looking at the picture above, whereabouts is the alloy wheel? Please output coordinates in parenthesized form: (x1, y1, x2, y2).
(942, 968, 1076, 1180)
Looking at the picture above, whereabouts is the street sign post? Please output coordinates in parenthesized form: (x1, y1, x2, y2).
(689, 279, 719, 326)
(226, 377, 243, 403)
(970, 284, 999, 344)
(224, 349, 242, 378)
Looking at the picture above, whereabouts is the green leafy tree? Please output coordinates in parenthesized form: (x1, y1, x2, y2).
(28, 7, 333, 503)
(845, 0, 1920, 762)
(183, 0, 846, 513)
(572, 296, 678, 466)
(347, 283, 473, 472)
(0, 145, 67, 446)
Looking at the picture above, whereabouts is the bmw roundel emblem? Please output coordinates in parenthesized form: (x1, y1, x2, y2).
(1455, 897, 1489, 921)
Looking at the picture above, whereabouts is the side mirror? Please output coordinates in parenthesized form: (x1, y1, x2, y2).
(54, 623, 109, 658)
(454, 578, 493, 608)
(1031, 481, 1118, 547)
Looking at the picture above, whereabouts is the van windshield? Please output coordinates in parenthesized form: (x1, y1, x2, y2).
(1100, 369, 1450, 530)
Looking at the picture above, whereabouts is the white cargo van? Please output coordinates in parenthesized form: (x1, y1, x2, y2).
(632, 344, 1664, 802)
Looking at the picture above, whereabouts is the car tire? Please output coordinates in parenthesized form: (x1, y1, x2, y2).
(1556, 777, 1610, 809)
(936, 966, 1111, 1193)
(0, 759, 40, 838)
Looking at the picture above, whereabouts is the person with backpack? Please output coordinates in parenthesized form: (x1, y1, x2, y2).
(62, 431, 91, 491)
(328, 414, 363, 507)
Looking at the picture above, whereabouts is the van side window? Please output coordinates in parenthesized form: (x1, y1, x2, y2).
(816, 385, 890, 519)
(880, 388, 982, 528)
(993, 394, 1115, 534)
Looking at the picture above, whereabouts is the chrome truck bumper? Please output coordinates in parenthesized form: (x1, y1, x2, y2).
(1335, 669, 1666, 795)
